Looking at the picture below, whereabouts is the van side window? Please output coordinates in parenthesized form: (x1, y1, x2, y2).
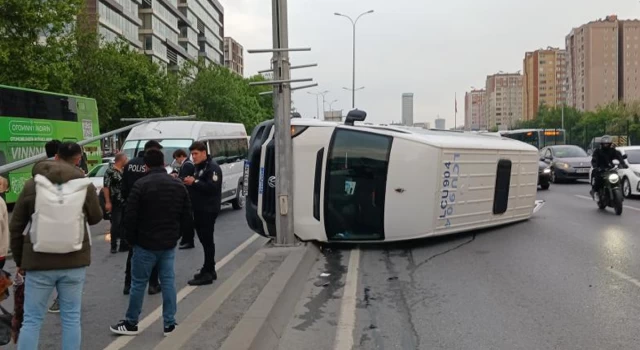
(226, 139, 240, 161)
(324, 129, 392, 241)
(493, 159, 512, 214)
(208, 140, 227, 164)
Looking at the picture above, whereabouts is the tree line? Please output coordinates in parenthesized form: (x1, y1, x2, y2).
(508, 102, 640, 148)
(0, 0, 273, 133)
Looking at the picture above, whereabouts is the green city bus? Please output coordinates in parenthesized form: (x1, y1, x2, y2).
(0, 84, 101, 203)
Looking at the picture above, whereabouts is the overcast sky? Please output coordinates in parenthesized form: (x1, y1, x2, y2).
(222, 0, 638, 127)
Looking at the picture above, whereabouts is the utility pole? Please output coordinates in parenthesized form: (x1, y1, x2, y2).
(248, 0, 315, 246)
(270, 0, 294, 246)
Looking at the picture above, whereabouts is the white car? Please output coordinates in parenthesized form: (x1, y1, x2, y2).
(86, 162, 111, 194)
(618, 146, 640, 198)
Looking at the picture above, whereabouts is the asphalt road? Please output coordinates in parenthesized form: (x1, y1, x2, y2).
(350, 180, 640, 350)
(2, 204, 254, 350)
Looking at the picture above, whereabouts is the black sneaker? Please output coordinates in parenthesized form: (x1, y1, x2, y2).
(179, 242, 195, 250)
(48, 299, 60, 313)
(111, 246, 118, 254)
(110, 320, 139, 336)
(194, 270, 218, 280)
(164, 324, 176, 336)
(123, 285, 130, 295)
(148, 284, 162, 295)
(188, 272, 214, 286)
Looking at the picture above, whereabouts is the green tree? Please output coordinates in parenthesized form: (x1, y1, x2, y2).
(0, 0, 83, 92)
(70, 17, 180, 131)
(181, 64, 271, 132)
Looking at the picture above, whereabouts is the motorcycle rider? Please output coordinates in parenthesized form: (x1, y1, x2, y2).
(590, 135, 628, 198)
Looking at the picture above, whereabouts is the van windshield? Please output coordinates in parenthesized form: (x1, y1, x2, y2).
(121, 139, 193, 166)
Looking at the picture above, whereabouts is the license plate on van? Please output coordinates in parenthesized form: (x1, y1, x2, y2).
(243, 161, 250, 196)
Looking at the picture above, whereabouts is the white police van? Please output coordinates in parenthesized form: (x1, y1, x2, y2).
(245, 110, 541, 242)
(122, 120, 248, 209)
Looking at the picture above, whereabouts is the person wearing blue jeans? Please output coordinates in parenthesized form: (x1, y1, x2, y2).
(121, 246, 177, 333)
(8, 142, 103, 349)
(111, 149, 193, 336)
(19, 268, 85, 349)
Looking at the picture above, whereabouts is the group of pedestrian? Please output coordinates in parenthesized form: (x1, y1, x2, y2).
(4, 137, 223, 348)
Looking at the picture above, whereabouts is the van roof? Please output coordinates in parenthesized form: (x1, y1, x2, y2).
(292, 119, 536, 152)
(126, 120, 247, 141)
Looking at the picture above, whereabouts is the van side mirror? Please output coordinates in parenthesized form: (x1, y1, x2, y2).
(622, 154, 628, 159)
(344, 109, 367, 126)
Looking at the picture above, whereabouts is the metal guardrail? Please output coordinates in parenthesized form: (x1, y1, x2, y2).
(0, 115, 196, 175)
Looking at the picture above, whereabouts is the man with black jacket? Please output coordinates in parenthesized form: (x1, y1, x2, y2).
(590, 135, 628, 198)
(110, 149, 193, 337)
(183, 141, 222, 286)
(122, 140, 162, 295)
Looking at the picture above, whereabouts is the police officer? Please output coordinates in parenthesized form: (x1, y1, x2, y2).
(122, 140, 162, 295)
(183, 141, 222, 285)
(175, 149, 197, 250)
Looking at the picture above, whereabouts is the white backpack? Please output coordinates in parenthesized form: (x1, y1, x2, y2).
(29, 174, 92, 254)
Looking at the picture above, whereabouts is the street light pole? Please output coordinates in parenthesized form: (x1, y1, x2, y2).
(335, 10, 373, 109)
(328, 99, 338, 111)
(308, 90, 328, 119)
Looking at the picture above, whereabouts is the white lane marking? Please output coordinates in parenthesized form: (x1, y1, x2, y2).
(574, 195, 640, 211)
(103, 233, 261, 350)
(609, 268, 640, 288)
(333, 248, 360, 350)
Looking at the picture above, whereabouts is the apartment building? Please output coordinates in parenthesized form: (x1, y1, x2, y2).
(619, 19, 640, 103)
(83, 0, 224, 68)
(464, 89, 487, 130)
(566, 15, 619, 111)
(84, 0, 142, 49)
(485, 73, 524, 129)
(522, 47, 567, 120)
(224, 37, 244, 76)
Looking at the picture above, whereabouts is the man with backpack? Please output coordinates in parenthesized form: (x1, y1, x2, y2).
(9, 142, 103, 350)
(43, 139, 62, 313)
(121, 140, 162, 295)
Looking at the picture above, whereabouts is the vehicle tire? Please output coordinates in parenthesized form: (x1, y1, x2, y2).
(613, 189, 624, 215)
(550, 169, 559, 183)
(623, 178, 632, 198)
(540, 183, 550, 190)
(231, 182, 245, 210)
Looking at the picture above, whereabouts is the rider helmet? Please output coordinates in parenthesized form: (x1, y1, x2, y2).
(600, 135, 612, 149)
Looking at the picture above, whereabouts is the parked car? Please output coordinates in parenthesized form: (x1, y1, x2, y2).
(540, 145, 591, 183)
(615, 146, 640, 198)
(86, 162, 111, 194)
(538, 161, 551, 190)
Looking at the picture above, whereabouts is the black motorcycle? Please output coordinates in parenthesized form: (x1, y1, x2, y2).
(594, 156, 627, 215)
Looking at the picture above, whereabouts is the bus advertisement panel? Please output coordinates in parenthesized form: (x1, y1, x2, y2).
(0, 85, 101, 203)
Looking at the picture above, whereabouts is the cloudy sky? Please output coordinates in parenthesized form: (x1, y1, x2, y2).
(222, 0, 639, 127)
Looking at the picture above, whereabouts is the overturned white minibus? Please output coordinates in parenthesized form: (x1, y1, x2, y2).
(245, 110, 540, 242)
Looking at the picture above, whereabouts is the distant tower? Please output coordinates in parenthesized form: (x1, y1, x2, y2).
(435, 117, 446, 130)
(401, 93, 414, 126)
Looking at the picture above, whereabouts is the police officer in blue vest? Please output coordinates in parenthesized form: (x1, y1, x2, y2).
(182, 141, 222, 286)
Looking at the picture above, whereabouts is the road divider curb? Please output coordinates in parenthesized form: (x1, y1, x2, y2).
(220, 242, 321, 350)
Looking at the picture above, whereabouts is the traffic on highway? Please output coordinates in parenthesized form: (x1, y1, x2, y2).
(1, 112, 639, 349)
